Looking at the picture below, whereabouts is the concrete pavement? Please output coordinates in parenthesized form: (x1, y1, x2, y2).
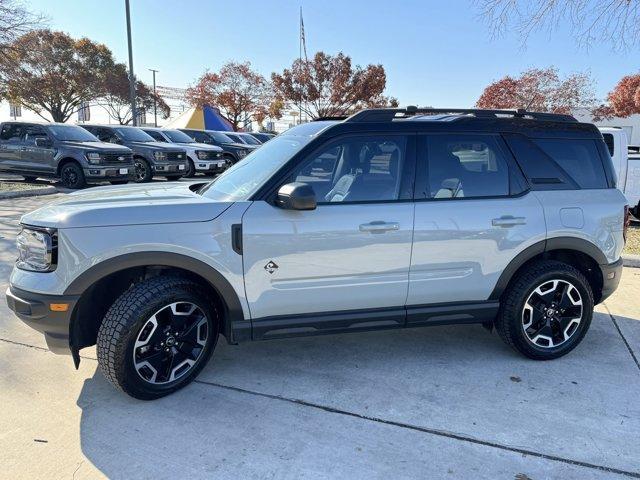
(0, 194, 639, 479)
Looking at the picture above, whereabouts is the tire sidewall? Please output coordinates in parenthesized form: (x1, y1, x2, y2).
(184, 158, 195, 178)
(60, 162, 86, 189)
(116, 286, 218, 399)
(134, 158, 152, 183)
(510, 268, 593, 359)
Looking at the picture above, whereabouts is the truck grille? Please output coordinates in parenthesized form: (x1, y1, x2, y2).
(102, 152, 133, 165)
(167, 151, 186, 162)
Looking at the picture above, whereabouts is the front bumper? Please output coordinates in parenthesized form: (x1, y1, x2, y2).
(194, 159, 229, 173)
(84, 165, 135, 180)
(6, 286, 78, 354)
(152, 162, 187, 175)
(599, 257, 624, 303)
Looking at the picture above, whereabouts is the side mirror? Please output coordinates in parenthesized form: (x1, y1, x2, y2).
(276, 182, 316, 210)
(35, 137, 52, 148)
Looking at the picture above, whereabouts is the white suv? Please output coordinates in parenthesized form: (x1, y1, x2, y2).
(142, 128, 229, 177)
(7, 107, 628, 399)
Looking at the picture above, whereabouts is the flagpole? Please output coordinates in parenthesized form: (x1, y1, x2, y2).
(299, 6, 302, 125)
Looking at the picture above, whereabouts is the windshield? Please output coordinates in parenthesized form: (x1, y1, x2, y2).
(224, 133, 243, 143)
(48, 125, 99, 142)
(114, 127, 155, 142)
(208, 131, 234, 143)
(163, 129, 195, 143)
(240, 134, 261, 145)
(199, 134, 313, 201)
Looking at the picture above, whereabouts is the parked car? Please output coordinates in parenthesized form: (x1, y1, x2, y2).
(233, 132, 263, 147)
(140, 128, 228, 178)
(7, 107, 627, 400)
(248, 132, 276, 143)
(598, 127, 640, 219)
(81, 125, 188, 182)
(0, 122, 134, 189)
(179, 129, 255, 164)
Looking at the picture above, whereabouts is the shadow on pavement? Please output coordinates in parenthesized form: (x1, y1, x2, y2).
(75, 316, 640, 478)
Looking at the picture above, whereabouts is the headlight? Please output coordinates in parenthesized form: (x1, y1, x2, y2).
(153, 151, 167, 161)
(86, 152, 102, 165)
(237, 149, 247, 159)
(196, 150, 209, 160)
(16, 227, 56, 272)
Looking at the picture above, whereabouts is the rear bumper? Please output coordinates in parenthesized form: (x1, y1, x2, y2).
(599, 257, 624, 303)
(5, 286, 77, 354)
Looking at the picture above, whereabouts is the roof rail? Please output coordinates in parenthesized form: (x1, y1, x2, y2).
(345, 106, 577, 123)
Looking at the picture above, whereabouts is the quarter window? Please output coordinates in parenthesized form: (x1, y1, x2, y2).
(290, 136, 408, 203)
(533, 138, 607, 189)
(423, 135, 510, 199)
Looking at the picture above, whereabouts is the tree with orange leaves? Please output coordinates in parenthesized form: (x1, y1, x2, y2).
(186, 62, 279, 130)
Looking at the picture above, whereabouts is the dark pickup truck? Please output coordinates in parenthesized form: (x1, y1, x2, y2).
(81, 125, 188, 182)
(0, 122, 134, 189)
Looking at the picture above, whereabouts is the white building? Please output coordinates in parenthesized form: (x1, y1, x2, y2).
(573, 108, 640, 145)
(0, 85, 190, 127)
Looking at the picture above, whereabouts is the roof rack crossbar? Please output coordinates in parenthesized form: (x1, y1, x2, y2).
(345, 107, 577, 123)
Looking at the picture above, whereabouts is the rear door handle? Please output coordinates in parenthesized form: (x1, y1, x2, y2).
(492, 216, 527, 227)
(359, 221, 400, 233)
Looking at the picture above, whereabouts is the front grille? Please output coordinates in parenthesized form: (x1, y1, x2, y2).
(102, 152, 133, 165)
(167, 151, 186, 162)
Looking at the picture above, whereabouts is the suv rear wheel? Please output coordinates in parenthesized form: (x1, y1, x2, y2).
(96, 276, 219, 400)
(60, 162, 86, 189)
(495, 260, 594, 360)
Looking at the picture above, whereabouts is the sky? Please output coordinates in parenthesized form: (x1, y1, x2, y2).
(27, 0, 638, 107)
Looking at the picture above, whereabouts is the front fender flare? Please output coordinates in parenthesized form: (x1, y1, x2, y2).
(64, 251, 247, 344)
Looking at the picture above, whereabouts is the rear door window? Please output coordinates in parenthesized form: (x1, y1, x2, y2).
(533, 139, 607, 189)
(420, 134, 511, 199)
(0, 123, 25, 143)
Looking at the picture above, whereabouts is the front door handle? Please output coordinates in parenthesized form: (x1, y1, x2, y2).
(359, 221, 400, 233)
(492, 216, 527, 227)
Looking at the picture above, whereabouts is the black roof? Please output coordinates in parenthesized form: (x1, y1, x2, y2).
(314, 107, 601, 139)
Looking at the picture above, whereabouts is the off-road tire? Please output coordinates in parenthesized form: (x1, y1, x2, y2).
(495, 260, 594, 360)
(96, 276, 219, 400)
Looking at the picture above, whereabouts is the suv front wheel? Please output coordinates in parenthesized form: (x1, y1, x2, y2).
(96, 276, 219, 400)
(134, 158, 152, 183)
(60, 162, 86, 189)
(495, 260, 594, 360)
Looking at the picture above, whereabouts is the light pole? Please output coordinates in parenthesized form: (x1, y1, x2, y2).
(149, 68, 158, 127)
(125, 0, 137, 126)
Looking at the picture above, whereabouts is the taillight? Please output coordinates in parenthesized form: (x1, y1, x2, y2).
(624, 205, 630, 243)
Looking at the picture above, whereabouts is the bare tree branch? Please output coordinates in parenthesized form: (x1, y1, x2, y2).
(476, 0, 640, 50)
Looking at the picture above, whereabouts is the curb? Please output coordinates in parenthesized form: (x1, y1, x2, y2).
(623, 255, 640, 268)
(0, 186, 57, 200)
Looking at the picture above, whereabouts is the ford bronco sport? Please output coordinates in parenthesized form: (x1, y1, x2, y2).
(7, 107, 627, 400)
(0, 122, 134, 188)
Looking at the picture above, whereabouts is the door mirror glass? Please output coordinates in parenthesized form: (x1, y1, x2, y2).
(276, 182, 316, 210)
(34, 137, 52, 148)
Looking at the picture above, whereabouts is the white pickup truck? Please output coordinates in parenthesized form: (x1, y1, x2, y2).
(599, 127, 640, 217)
